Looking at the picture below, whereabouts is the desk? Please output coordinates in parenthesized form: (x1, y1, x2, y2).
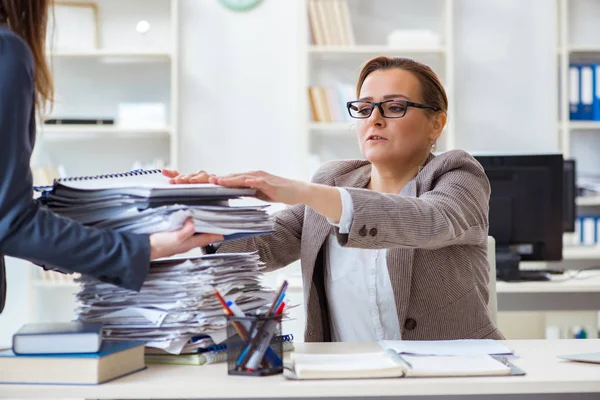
(2, 340, 600, 400)
(496, 271, 600, 311)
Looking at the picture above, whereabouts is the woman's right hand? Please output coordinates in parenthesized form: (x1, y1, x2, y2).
(162, 169, 215, 184)
(149, 218, 223, 260)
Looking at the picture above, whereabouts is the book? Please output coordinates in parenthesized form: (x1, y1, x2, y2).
(12, 322, 103, 355)
(284, 350, 523, 380)
(0, 341, 145, 385)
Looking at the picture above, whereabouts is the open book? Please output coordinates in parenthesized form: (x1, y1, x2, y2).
(284, 350, 523, 380)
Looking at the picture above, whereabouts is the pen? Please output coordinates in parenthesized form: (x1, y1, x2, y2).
(266, 280, 288, 316)
(213, 289, 249, 340)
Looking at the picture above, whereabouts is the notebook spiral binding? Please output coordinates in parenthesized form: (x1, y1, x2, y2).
(54, 169, 162, 183)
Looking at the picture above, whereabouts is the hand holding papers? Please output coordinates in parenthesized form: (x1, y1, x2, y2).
(149, 218, 223, 260)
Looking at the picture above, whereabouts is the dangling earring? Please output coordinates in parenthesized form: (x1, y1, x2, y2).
(430, 142, 436, 152)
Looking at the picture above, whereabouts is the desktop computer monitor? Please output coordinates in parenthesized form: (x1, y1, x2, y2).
(473, 154, 564, 281)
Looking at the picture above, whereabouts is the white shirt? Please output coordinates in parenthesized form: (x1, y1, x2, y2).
(325, 188, 402, 342)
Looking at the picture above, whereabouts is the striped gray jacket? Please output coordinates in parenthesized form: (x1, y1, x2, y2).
(219, 149, 504, 342)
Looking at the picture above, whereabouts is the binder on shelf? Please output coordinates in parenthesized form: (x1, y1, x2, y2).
(569, 65, 581, 121)
(580, 65, 594, 120)
(594, 64, 600, 122)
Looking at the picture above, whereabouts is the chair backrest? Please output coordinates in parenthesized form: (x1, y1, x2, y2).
(486, 236, 498, 324)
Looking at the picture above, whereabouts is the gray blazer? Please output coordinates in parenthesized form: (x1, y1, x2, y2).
(220, 149, 504, 342)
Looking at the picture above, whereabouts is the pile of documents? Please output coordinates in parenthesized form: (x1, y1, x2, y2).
(36, 169, 280, 354)
(40, 169, 274, 239)
(75, 252, 276, 354)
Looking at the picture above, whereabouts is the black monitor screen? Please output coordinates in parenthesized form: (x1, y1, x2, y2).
(474, 154, 563, 262)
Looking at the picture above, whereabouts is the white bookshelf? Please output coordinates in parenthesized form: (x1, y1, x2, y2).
(557, 0, 600, 164)
(26, 0, 180, 319)
(302, 0, 455, 179)
(36, 0, 180, 177)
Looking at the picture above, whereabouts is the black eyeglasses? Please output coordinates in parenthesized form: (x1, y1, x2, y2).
(346, 100, 440, 119)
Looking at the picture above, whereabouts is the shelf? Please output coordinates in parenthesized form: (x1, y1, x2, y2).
(49, 49, 172, 61)
(308, 45, 445, 56)
(568, 45, 600, 54)
(576, 197, 600, 206)
(569, 121, 600, 130)
(563, 246, 600, 260)
(39, 125, 172, 140)
(308, 122, 354, 133)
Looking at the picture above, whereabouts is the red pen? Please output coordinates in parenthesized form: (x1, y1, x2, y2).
(214, 288, 249, 340)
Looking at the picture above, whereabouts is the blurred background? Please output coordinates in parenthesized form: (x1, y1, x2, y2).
(2, 0, 600, 346)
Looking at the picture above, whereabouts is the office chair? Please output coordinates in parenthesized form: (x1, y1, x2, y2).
(487, 236, 498, 324)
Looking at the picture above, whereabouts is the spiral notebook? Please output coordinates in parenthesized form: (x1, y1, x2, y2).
(47, 169, 256, 200)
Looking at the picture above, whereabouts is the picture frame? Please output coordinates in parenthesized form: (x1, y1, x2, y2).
(47, 1, 100, 52)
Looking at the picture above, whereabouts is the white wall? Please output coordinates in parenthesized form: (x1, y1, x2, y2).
(178, 0, 559, 177)
(177, 0, 306, 180)
(453, 0, 558, 153)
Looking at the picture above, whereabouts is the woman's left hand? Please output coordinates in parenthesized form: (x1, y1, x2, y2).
(209, 171, 309, 205)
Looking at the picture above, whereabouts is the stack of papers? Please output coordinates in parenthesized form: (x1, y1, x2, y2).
(74, 252, 276, 354)
(40, 169, 274, 239)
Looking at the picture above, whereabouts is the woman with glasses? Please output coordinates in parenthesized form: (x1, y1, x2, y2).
(0, 0, 223, 313)
(166, 56, 503, 342)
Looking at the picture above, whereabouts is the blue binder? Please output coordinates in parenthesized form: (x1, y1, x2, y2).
(593, 64, 600, 122)
(580, 64, 594, 120)
(569, 64, 581, 120)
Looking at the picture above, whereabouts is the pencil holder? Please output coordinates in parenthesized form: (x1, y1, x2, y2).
(226, 314, 283, 376)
